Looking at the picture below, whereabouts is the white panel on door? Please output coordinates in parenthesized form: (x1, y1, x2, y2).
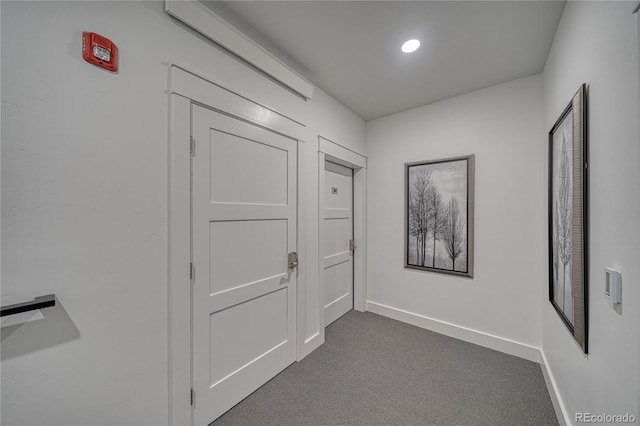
(323, 218, 351, 258)
(210, 220, 287, 293)
(192, 104, 297, 425)
(325, 162, 351, 210)
(324, 260, 351, 307)
(323, 160, 353, 326)
(210, 129, 288, 206)
(210, 288, 288, 386)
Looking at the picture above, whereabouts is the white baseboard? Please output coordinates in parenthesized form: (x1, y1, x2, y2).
(365, 301, 541, 362)
(539, 350, 571, 426)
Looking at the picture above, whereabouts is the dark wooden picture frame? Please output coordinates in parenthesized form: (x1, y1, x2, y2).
(548, 84, 588, 353)
(405, 155, 475, 278)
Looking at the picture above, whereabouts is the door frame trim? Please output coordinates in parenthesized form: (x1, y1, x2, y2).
(318, 136, 367, 331)
(168, 93, 192, 426)
(168, 64, 306, 426)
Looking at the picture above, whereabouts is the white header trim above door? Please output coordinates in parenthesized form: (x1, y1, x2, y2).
(170, 65, 306, 141)
(319, 136, 367, 169)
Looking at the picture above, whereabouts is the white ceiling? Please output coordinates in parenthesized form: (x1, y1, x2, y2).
(203, 1, 566, 121)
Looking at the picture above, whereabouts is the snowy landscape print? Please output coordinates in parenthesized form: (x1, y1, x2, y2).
(551, 110, 574, 325)
(406, 157, 472, 275)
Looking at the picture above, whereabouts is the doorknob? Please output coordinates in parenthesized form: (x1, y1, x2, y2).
(288, 252, 299, 269)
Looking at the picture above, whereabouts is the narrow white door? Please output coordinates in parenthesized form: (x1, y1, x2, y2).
(323, 161, 354, 326)
(191, 105, 297, 425)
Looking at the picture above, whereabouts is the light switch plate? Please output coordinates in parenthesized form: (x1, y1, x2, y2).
(605, 267, 621, 304)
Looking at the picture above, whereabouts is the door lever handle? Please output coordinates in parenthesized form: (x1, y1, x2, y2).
(288, 251, 299, 269)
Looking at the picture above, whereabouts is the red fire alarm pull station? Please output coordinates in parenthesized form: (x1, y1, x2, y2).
(82, 32, 118, 72)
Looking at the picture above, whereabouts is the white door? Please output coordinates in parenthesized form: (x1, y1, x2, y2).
(191, 105, 297, 425)
(323, 161, 354, 326)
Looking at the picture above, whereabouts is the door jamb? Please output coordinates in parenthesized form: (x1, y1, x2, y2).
(318, 136, 367, 331)
(168, 94, 192, 426)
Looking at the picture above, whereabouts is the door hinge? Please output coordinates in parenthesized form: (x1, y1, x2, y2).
(190, 137, 195, 156)
(349, 239, 356, 252)
(190, 388, 194, 406)
(190, 263, 195, 282)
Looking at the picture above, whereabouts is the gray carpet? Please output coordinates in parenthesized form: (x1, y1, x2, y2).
(213, 310, 558, 426)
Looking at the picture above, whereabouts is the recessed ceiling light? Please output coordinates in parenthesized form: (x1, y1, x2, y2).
(401, 39, 420, 53)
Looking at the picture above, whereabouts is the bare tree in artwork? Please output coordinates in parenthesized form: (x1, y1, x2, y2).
(406, 156, 473, 276)
(427, 186, 446, 268)
(556, 133, 573, 322)
(409, 170, 433, 266)
(442, 197, 465, 270)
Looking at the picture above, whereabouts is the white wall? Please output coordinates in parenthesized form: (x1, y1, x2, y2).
(306, 88, 366, 155)
(542, 2, 639, 422)
(0, 1, 363, 425)
(366, 75, 545, 356)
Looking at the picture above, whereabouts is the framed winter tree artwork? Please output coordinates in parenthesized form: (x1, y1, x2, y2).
(548, 84, 588, 354)
(405, 155, 474, 278)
